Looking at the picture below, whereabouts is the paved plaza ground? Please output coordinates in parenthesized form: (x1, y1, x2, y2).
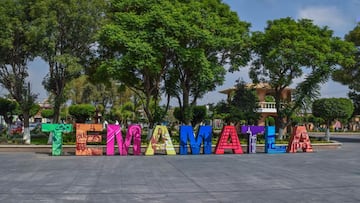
(0, 134, 360, 202)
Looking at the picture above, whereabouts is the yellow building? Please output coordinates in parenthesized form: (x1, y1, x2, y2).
(219, 83, 292, 126)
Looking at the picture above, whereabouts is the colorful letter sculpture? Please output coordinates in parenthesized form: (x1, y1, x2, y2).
(241, 126, 265, 153)
(106, 124, 142, 156)
(179, 125, 212, 155)
(42, 123, 73, 156)
(76, 123, 103, 156)
(287, 126, 313, 153)
(265, 126, 286, 154)
(145, 125, 176, 155)
(215, 125, 243, 154)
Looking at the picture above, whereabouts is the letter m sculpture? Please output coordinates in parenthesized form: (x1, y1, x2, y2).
(179, 125, 212, 155)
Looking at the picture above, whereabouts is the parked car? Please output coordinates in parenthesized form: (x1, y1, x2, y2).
(10, 125, 22, 134)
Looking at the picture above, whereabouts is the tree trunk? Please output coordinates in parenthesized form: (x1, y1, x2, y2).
(22, 112, 30, 144)
(182, 88, 191, 125)
(146, 127, 154, 141)
(278, 127, 284, 140)
(47, 104, 60, 144)
(47, 91, 62, 144)
(23, 127, 30, 144)
(325, 127, 330, 142)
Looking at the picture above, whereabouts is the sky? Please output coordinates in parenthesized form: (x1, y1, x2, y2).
(4, 0, 359, 104)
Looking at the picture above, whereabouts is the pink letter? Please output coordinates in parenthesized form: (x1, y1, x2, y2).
(106, 124, 123, 155)
(106, 124, 142, 155)
(124, 125, 142, 155)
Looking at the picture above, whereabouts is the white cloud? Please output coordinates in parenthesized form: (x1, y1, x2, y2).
(297, 6, 347, 30)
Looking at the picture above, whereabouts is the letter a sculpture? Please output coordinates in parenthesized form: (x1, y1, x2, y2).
(215, 125, 243, 154)
(287, 126, 313, 153)
(145, 125, 176, 155)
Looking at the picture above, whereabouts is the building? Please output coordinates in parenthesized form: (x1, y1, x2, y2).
(30, 100, 52, 123)
(219, 83, 292, 126)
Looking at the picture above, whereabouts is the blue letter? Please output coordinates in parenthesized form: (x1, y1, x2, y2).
(265, 126, 286, 153)
(180, 126, 212, 155)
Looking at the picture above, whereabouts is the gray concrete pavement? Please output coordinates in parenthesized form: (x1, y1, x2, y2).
(1, 136, 360, 202)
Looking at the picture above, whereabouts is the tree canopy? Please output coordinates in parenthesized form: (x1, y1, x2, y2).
(332, 23, 360, 115)
(31, 0, 106, 124)
(333, 23, 360, 92)
(68, 104, 96, 123)
(98, 0, 251, 126)
(312, 98, 354, 141)
(162, 0, 251, 124)
(0, 0, 39, 143)
(227, 81, 260, 124)
(0, 98, 18, 125)
(250, 17, 356, 139)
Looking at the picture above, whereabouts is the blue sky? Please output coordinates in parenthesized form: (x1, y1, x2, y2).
(8, 0, 360, 104)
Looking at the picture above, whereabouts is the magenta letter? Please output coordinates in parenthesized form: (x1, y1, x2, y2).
(106, 124, 142, 155)
(124, 124, 142, 155)
(106, 124, 123, 155)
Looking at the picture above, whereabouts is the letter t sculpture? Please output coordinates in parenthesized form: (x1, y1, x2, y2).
(42, 124, 73, 156)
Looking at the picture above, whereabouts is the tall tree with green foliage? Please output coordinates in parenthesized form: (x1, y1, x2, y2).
(31, 0, 106, 124)
(312, 98, 354, 141)
(0, 0, 39, 144)
(98, 0, 173, 127)
(163, 0, 251, 124)
(30, 0, 105, 143)
(98, 0, 250, 126)
(332, 23, 360, 115)
(250, 17, 355, 139)
(333, 23, 360, 92)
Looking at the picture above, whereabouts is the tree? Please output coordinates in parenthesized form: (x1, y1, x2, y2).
(68, 104, 96, 123)
(333, 23, 360, 115)
(312, 98, 354, 141)
(31, 0, 106, 124)
(250, 17, 356, 139)
(333, 23, 360, 93)
(118, 101, 135, 125)
(265, 116, 275, 126)
(308, 115, 325, 131)
(163, 0, 251, 124)
(41, 109, 54, 120)
(191, 106, 207, 127)
(348, 91, 360, 116)
(98, 0, 251, 126)
(98, 0, 173, 127)
(0, 98, 18, 126)
(228, 81, 260, 125)
(0, 0, 39, 144)
(212, 100, 231, 123)
(212, 81, 260, 125)
(30, 0, 105, 143)
(173, 105, 207, 127)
